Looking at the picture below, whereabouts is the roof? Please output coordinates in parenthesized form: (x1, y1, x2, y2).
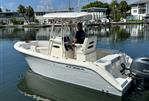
(131, 0, 149, 5)
(35, 10, 71, 13)
(0, 12, 18, 14)
(82, 7, 107, 12)
(42, 12, 92, 22)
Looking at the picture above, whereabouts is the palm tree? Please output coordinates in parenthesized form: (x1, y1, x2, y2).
(17, 4, 28, 24)
(26, 6, 35, 23)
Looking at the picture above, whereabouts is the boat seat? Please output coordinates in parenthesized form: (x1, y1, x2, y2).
(75, 36, 97, 54)
(29, 41, 49, 54)
(30, 46, 48, 54)
(50, 37, 62, 44)
(95, 54, 121, 70)
(75, 36, 97, 61)
(95, 54, 122, 78)
(30, 45, 37, 52)
(98, 54, 121, 64)
(22, 41, 37, 49)
(49, 36, 74, 58)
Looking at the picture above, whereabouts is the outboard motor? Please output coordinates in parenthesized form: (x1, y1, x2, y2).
(130, 57, 149, 89)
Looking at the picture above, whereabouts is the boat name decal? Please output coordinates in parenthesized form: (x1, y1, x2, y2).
(66, 65, 85, 71)
(143, 69, 149, 73)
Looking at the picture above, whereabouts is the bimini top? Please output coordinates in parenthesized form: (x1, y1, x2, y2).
(42, 12, 92, 22)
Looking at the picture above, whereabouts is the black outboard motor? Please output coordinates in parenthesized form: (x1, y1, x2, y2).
(130, 57, 149, 89)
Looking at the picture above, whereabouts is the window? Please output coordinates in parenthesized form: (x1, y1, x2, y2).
(133, 10, 137, 13)
(139, 9, 146, 14)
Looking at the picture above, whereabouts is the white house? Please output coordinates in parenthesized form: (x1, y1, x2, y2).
(0, 12, 24, 24)
(81, 7, 108, 22)
(131, 0, 149, 20)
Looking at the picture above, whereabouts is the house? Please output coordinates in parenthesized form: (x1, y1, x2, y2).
(81, 7, 108, 22)
(0, 10, 73, 25)
(131, 0, 149, 20)
(0, 12, 24, 24)
(34, 11, 50, 24)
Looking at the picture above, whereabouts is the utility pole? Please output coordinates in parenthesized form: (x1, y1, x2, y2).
(77, 0, 80, 12)
(0, 0, 2, 9)
(68, 0, 70, 11)
(68, 0, 74, 11)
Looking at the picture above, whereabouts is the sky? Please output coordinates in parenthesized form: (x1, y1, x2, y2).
(0, 0, 136, 11)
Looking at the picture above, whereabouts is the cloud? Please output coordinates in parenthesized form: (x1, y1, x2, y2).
(37, 0, 52, 11)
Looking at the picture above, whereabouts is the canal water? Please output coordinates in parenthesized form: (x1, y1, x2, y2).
(0, 25, 149, 101)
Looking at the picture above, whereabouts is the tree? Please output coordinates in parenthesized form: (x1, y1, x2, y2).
(17, 4, 26, 16)
(110, 0, 123, 21)
(17, 4, 29, 24)
(17, 5, 35, 24)
(10, 17, 24, 25)
(119, 0, 130, 18)
(5, 9, 11, 12)
(82, 0, 130, 22)
(82, 1, 109, 9)
(82, 1, 110, 18)
(26, 6, 35, 23)
(0, 8, 2, 12)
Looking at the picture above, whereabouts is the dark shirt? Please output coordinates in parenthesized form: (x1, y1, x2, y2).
(75, 30, 85, 44)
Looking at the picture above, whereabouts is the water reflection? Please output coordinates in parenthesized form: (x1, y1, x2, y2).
(95, 25, 149, 58)
(0, 25, 149, 42)
(35, 28, 50, 40)
(0, 25, 149, 56)
(97, 25, 149, 43)
(0, 28, 37, 41)
(0, 25, 149, 58)
(17, 70, 121, 101)
(17, 70, 149, 101)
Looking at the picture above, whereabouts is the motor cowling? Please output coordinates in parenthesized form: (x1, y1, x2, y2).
(130, 57, 149, 89)
(131, 57, 149, 78)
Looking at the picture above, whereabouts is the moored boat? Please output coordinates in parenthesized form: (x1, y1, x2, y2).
(14, 12, 133, 96)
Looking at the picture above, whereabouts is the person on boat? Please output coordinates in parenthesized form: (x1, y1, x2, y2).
(73, 22, 85, 44)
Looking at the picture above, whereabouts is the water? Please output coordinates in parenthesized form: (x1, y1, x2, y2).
(0, 25, 149, 101)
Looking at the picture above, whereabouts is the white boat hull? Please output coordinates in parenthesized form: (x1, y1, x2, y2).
(25, 55, 131, 96)
(14, 41, 132, 97)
